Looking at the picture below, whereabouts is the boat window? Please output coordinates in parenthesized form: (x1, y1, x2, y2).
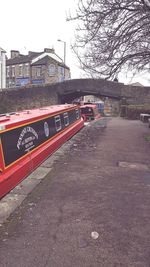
(81, 107, 94, 115)
(76, 109, 80, 119)
(63, 112, 69, 126)
(55, 115, 62, 132)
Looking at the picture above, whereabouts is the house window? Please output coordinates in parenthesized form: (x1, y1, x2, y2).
(6, 66, 10, 77)
(25, 64, 29, 76)
(36, 67, 42, 77)
(48, 64, 55, 76)
(19, 65, 23, 76)
(76, 109, 80, 119)
(63, 112, 69, 126)
(12, 66, 15, 77)
(55, 115, 61, 132)
(59, 66, 64, 74)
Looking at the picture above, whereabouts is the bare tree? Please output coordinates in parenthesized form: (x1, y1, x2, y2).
(68, 0, 150, 79)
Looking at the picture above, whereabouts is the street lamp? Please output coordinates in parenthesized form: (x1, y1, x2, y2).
(57, 39, 66, 65)
(57, 39, 66, 80)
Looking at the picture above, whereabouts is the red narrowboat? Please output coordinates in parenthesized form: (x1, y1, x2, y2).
(80, 104, 101, 122)
(0, 104, 84, 198)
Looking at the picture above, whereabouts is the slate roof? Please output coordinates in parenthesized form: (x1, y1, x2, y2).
(0, 47, 6, 53)
(130, 82, 144, 87)
(6, 50, 70, 70)
(32, 55, 70, 69)
(6, 52, 42, 65)
(31, 55, 50, 65)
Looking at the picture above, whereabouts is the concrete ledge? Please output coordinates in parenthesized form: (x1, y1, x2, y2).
(0, 194, 26, 224)
(140, 113, 150, 122)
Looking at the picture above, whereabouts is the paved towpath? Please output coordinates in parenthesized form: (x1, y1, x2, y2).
(0, 117, 150, 267)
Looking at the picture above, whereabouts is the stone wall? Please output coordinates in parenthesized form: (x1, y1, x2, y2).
(1, 78, 150, 115)
(0, 84, 58, 114)
(121, 84, 150, 105)
(122, 105, 150, 120)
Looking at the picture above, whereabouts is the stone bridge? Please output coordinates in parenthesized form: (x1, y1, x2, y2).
(0, 78, 150, 113)
(55, 78, 150, 104)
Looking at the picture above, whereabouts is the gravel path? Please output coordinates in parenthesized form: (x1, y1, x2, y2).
(0, 117, 150, 267)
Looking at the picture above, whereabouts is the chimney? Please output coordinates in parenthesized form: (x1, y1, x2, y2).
(11, 50, 20, 58)
(44, 48, 55, 53)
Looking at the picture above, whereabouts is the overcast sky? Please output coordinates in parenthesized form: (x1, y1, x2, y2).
(1, 0, 150, 86)
(1, 0, 84, 78)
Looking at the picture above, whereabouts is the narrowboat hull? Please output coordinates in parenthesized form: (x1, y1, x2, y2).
(0, 105, 84, 198)
(81, 104, 101, 122)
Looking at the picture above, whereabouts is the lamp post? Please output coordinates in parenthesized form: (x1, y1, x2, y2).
(57, 39, 66, 80)
(0, 48, 6, 89)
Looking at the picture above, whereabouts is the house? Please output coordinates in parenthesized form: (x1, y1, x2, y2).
(0, 47, 6, 89)
(130, 82, 144, 87)
(6, 48, 70, 88)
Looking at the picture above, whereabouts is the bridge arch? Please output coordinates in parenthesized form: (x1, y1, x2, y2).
(55, 78, 123, 104)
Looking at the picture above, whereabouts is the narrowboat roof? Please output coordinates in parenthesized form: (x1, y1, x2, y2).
(0, 104, 78, 132)
(80, 104, 97, 108)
